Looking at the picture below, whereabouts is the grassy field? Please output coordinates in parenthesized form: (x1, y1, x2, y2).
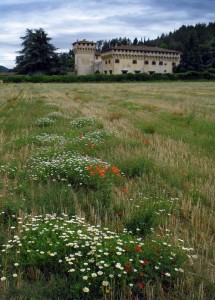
(0, 82, 214, 299)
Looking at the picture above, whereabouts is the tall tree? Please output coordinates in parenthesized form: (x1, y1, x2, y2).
(15, 28, 59, 74)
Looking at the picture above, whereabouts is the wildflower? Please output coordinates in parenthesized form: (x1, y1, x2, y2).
(1, 277, 6, 281)
(102, 281, 109, 286)
(115, 263, 122, 269)
(140, 259, 148, 265)
(13, 274, 18, 278)
(122, 188, 127, 193)
(125, 264, 132, 271)
(135, 246, 142, 252)
(68, 269, 75, 272)
(98, 271, 103, 275)
(138, 282, 145, 289)
(83, 287, 89, 293)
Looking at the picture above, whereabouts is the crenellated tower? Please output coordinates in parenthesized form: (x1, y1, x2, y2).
(72, 39, 96, 75)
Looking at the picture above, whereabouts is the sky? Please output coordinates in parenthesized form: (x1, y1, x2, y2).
(0, 0, 214, 69)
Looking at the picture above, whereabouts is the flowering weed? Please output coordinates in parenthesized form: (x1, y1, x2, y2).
(70, 117, 100, 128)
(27, 150, 123, 190)
(33, 117, 56, 127)
(0, 213, 189, 299)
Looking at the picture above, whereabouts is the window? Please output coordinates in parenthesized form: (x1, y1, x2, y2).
(144, 61, 149, 65)
(135, 70, 141, 74)
(132, 60, 137, 64)
(104, 71, 107, 74)
(115, 59, 120, 63)
(149, 71, 155, 74)
(152, 61, 156, 65)
(172, 62, 176, 66)
(108, 60, 111, 64)
(159, 61, 163, 65)
(122, 70, 128, 74)
(105, 61, 107, 64)
(109, 70, 112, 74)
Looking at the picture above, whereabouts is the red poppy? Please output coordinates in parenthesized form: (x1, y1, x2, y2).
(138, 282, 145, 289)
(122, 188, 127, 193)
(79, 135, 83, 139)
(125, 264, 131, 271)
(141, 260, 148, 265)
(135, 246, 142, 252)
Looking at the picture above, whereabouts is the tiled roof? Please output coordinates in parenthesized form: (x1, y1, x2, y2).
(102, 45, 180, 53)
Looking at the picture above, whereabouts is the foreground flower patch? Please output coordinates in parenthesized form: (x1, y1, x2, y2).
(0, 213, 189, 298)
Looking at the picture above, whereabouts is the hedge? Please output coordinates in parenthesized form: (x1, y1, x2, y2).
(0, 71, 215, 83)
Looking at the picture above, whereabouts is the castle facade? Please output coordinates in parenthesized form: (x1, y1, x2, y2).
(72, 39, 181, 75)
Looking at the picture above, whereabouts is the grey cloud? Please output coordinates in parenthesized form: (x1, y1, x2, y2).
(0, 0, 214, 68)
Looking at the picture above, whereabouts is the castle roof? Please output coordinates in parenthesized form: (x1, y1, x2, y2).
(102, 45, 180, 54)
(72, 39, 95, 46)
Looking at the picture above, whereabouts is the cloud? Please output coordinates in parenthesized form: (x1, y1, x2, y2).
(0, 0, 214, 68)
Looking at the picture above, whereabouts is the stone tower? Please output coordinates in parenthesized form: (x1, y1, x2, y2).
(72, 39, 96, 75)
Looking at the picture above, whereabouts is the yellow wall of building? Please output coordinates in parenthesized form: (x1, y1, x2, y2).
(73, 41, 181, 75)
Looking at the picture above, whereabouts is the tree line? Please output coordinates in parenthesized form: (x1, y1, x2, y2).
(14, 23, 215, 75)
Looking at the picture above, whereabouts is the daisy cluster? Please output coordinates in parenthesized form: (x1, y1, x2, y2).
(70, 117, 98, 128)
(0, 213, 189, 297)
(27, 150, 123, 188)
(33, 117, 56, 127)
(29, 133, 66, 145)
(0, 161, 19, 178)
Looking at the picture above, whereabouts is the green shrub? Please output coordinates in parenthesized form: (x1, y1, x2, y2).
(118, 156, 154, 178)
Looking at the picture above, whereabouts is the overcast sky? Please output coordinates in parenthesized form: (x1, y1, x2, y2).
(0, 0, 214, 68)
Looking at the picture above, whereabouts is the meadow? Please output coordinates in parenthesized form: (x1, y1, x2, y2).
(0, 81, 214, 299)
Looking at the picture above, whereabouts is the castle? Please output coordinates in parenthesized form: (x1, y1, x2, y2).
(72, 39, 181, 75)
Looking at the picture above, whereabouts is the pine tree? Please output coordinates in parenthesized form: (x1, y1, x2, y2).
(15, 28, 59, 74)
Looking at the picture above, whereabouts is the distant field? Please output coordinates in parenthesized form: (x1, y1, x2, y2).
(0, 82, 214, 299)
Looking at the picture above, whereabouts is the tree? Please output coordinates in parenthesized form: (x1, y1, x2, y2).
(57, 50, 75, 74)
(15, 28, 59, 74)
(133, 37, 138, 45)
